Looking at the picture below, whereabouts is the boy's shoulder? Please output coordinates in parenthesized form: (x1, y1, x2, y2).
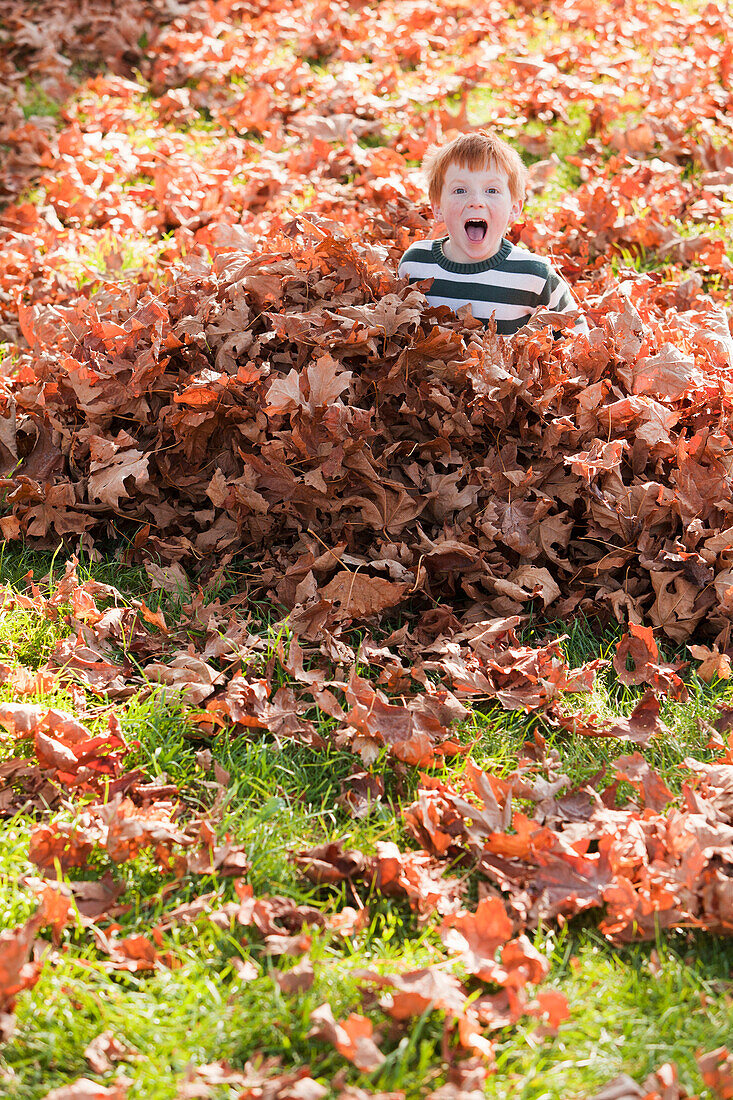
(500, 241, 555, 273)
(399, 239, 437, 267)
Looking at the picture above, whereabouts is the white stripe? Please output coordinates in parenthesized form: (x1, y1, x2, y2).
(504, 244, 548, 263)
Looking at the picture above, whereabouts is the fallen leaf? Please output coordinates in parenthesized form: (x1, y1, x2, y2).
(309, 1004, 385, 1072)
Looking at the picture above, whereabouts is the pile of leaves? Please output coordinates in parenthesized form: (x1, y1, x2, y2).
(5, 228, 733, 647)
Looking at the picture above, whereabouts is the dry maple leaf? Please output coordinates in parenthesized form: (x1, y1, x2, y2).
(0, 910, 45, 1041)
(557, 692, 668, 746)
(370, 840, 463, 920)
(613, 623, 688, 700)
(440, 897, 515, 980)
(84, 1029, 140, 1074)
(689, 644, 732, 684)
(613, 753, 674, 811)
(88, 447, 149, 509)
(697, 1046, 733, 1099)
(29, 822, 96, 872)
(275, 957, 315, 995)
(92, 930, 161, 972)
(320, 571, 408, 621)
(0, 703, 92, 743)
(360, 966, 467, 1020)
(588, 1059, 698, 1100)
(143, 651, 224, 704)
(293, 842, 368, 885)
(309, 1004, 385, 1072)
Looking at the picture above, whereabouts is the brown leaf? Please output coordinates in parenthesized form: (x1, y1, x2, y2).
(697, 1046, 733, 1099)
(362, 966, 467, 1020)
(293, 842, 368, 885)
(604, 692, 668, 746)
(632, 344, 704, 400)
(559, 692, 667, 746)
(84, 1030, 140, 1074)
(29, 823, 96, 872)
(93, 931, 161, 972)
(88, 447, 149, 509)
(586, 1076, 645, 1100)
(526, 988, 570, 1030)
(0, 663, 57, 695)
(337, 770, 385, 819)
(0, 703, 92, 745)
(231, 957, 259, 982)
(613, 624, 688, 700)
(275, 957, 315, 994)
(144, 652, 224, 703)
(689, 644, 732, 684)
(344, 668, 451, 765)
(321, 572, 408, 621)
(614, 753, 674, 811)
(370, 841, 463, 921)
(0, 909, 45, 1040)
(440, 897, 514, 979)
(144, 561, 191, 598)
(309, 1004, 384, 1072)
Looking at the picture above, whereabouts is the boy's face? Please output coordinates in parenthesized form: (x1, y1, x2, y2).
(432, 160, 523, 264)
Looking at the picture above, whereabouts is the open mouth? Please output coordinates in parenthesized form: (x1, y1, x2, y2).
(464, 219, 487, 243)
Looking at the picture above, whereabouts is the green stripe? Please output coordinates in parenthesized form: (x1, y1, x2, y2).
(495, 316, 529, 334)
(414, 278, 542, 307)
(400, 246, 438, 264)
(402, 244, 554, 280)
(499, 257, 552, 278)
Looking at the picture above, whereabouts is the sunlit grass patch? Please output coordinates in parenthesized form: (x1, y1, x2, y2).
(20, 81, 63, 120)
(0, 820, 40, 928)
(487, 927, 733, 1099)
(4, 913, 445, 1099)
(0, 609, 62, 670)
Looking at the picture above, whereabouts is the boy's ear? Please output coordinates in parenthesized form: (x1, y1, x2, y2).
(511, 198, 524, 220)
(431, 201, 443, 221)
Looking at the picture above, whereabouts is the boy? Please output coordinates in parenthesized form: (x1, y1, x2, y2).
(399, 130, 588, 337)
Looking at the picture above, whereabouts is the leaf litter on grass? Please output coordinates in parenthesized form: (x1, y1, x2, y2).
(3, 502, 733, 1094)
(3, 0, 733, 1095)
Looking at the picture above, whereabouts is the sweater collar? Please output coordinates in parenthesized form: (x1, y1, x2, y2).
(431, 236, 511, 273)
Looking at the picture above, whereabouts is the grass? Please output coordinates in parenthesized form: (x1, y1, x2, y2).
(488, 929, 733, 1098)
(20, 81, 62, 120)
(1, 545, 732, 1098)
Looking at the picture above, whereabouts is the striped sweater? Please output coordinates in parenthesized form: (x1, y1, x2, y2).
(398, 237, 588, 336)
